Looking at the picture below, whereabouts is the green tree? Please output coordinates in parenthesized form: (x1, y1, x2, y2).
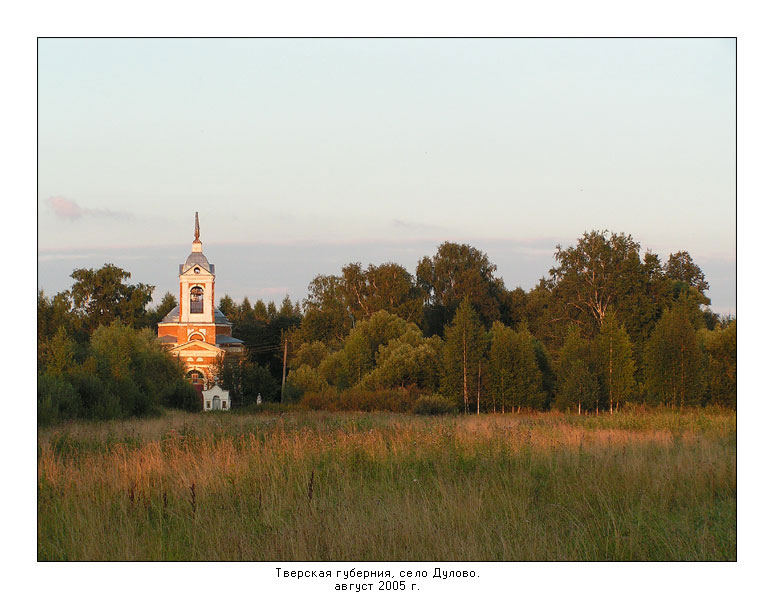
(417, 242, 507, 334)
(441, 299, 488, 413)
(254, 299, 269, 322)
(532, 337, 556, 406)
(522, 280, 567, 350)
(238, 297, 255, 321)
(218, 295, 238, 322)
(644, 305, 705, 407)
(69, 264, 154, 332)
(88, 321, 184, 417)
(592, 313, 636, 413)
(218, 359, 280, 404)
(37, 373, 80, 426)
(363, 333, 443, 392)
(699, 319, 736, 407)
(617, 250, 671, 349)
(38, 290, 81, 358)
(488, 322, 520, 413)
(340, 330, 372, 387)
(291, 341, 330, 370)
(513, 324, 547, 411)
(340, 262, 423, 323)
(242, 362, 281, 404)
(554, 325, 598, 413)
(300, 275, 351, 344)
(267, 301, 278, 320)
(313, 311, 420, 389)
(41, 326, 78, 377)
(285, 364, 329, 400)
(665, 251, 710, 297)
(279, 294, 296, 319)
(549, 231, 644, 335)
(145, 292, 178, 327)
(556, 360, 600, 415)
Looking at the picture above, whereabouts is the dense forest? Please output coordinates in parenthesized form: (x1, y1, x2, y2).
(37, 230, 736, 423)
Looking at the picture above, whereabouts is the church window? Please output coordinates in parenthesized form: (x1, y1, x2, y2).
(190, 286, 204, 313)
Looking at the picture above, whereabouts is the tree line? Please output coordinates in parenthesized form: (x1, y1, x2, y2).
(37, 230, 736, 422)
(276, 231, 734, 412)
(37, 265, 200, 424)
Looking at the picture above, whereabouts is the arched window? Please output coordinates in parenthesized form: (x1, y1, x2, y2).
(190, 286, 204, 313)
(188, 332, 205, 342)
(187, 370, 204, 385)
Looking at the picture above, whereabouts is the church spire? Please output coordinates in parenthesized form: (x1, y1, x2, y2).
(194, 212, 200, 242)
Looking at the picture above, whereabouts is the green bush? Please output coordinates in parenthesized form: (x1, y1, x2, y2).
(300, 387, 418, 413)
(412, 394, 459, 415)
(162, 378, 202, 412)
(68, 371, 119, 420)
(37, 373, 80, 426)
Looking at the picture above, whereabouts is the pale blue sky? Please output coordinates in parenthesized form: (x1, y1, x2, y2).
(37, 38, 736, 314)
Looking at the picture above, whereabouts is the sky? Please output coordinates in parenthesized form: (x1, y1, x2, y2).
(37, 38, 736, 314)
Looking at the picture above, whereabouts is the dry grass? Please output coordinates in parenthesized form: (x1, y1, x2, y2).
(38, 409, 736, 561)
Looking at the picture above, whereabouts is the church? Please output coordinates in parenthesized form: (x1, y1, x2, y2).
(157, 214, 244, 395)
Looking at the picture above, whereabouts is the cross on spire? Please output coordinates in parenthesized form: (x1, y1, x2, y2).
(194, 212, 200, 242)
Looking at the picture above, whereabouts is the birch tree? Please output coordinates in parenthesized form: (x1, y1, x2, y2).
(442, 299, 487, 414)
(592, 313, 636, 413)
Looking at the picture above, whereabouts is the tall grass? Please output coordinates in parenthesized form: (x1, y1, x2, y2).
(38, 409, 735, 561)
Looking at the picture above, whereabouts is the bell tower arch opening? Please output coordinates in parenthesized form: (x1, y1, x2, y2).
(190, 286, 204, 313)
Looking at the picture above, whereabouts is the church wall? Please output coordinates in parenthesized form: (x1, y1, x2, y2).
(158, 323, 218, 344)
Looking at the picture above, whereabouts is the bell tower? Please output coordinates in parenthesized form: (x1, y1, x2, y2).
(157, 213, 243, 395)
(179, 212, 216, 327)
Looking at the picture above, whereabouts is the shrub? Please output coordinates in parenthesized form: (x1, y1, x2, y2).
(162, 378, 202, 412)
(69, 371, 121, 420)
(285, 364, 329, 402)
(412, 394, 458, 415)
(37, 373, 80, 426)
(300, 387, 418, 413)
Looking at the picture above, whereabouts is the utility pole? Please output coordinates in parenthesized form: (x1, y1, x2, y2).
(281, 332, 288, 403)
(476, 360, 481, 415)
(462, 330, 468, 415)
(609, 337, 614, 414)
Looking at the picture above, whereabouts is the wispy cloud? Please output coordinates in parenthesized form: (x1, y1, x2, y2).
(46, 196, 129, 220)
(391, 218, 445, 233)
(37, 252, 97, 262)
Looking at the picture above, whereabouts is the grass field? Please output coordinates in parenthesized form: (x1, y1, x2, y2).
(37, 408, 736, 561)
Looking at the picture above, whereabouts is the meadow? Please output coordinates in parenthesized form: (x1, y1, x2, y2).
(37, 407, 736, 561)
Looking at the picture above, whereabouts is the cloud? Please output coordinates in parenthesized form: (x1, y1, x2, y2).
(37, 252, 97, 262)
(46, 196, 128, 220)
(391, 218, 445, 232)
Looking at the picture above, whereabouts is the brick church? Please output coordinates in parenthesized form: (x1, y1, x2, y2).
(157, 213, 244, 389)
